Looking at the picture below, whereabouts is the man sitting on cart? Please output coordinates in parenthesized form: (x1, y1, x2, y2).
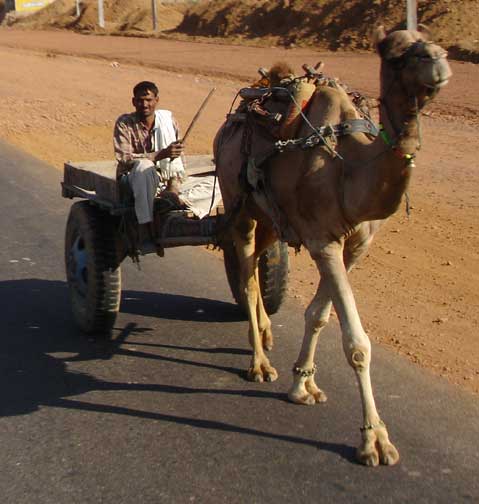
(113, 80, 185, 242)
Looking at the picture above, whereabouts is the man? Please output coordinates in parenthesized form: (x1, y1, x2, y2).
(113, 81, 185, 241)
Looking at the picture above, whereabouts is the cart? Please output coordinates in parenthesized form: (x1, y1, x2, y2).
(61, 155, 289, 336)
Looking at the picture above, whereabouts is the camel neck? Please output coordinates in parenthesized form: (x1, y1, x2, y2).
(379, 85, 421, 158)
(341, 94, 419, 223)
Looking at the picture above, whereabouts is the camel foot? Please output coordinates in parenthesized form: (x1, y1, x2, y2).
(247, 363, 278, 383)
(288, 374, 327, 405)
(287, 387, 327, 405)
(356, 422, 400, 467)
(305, 377, 328, 403)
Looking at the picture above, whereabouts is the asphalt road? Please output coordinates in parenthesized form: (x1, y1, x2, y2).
(0, 140, 478, 503)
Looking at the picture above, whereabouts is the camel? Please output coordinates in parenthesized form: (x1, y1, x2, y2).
(213, 27, 452, 466)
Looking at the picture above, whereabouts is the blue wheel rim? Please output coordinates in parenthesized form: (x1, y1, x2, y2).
(68, 234, 89, 297)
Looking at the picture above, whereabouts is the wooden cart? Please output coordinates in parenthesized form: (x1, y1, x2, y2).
(62, 155, 289, 336)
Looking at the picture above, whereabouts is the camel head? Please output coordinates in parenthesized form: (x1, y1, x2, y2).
(374, 26, 452, 109)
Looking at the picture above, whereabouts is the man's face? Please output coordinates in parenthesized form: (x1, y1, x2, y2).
(132, 90, 159, 120)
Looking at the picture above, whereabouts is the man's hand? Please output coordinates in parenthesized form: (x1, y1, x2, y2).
(156, 141, 184, 161)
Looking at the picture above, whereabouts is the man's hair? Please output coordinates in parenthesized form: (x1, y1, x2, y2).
(133, 81, 159, 98)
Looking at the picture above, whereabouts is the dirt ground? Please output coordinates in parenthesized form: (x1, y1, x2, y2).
(0, 29, 477, 394)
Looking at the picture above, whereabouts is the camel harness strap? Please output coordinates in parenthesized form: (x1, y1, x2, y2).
(245, 118, 379, 189)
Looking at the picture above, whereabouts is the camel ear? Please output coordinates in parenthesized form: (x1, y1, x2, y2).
(418, 23, 432, 40)
(373, 26, 387, 55)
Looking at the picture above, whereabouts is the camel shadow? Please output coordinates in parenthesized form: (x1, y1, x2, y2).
(0, 278, 355, 463)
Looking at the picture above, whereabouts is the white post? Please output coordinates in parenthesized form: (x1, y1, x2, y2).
(407, 0, 417, 30)
(98, 0, 105, 29)
(152, 0, 158, 31)
(76, 0, 81, 17)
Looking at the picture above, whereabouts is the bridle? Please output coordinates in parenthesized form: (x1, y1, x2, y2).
(378, 39, 448, 160)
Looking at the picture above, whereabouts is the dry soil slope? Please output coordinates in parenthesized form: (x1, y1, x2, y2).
(177, 0, 479, 60)
(5, 0, 479, 62)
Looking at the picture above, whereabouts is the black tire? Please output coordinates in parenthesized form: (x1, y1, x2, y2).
(223, 239, 289, 315)
(65, 201, 122, 336)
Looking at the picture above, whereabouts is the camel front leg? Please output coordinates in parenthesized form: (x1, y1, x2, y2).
(288, 281, 330, 405)
(234, 220, 277, 383)
(288, 228, 374, 406)
(317, 241, 399, 467)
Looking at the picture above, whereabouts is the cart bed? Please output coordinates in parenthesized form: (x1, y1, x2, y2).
(62, 155, 216, 207)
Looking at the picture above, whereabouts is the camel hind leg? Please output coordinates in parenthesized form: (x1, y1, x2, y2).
(253, 223, 278, 352)
(233, 214, 278, 382)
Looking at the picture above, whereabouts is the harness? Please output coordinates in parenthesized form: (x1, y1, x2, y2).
(233, 75, 379, 246)
(221, 40, 445, 246)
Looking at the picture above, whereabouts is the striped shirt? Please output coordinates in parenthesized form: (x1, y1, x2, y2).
(113, 111, 180, 177)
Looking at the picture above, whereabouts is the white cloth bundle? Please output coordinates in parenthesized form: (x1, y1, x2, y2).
(180, 175, 223, 219)
(153, 109, 186, 182)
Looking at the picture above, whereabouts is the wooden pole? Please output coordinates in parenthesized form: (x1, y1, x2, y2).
(181, 88, 216, 144)
(406, 0, 417, 30)
(152, 0, 158, 31)
(98, 0, 105, 29)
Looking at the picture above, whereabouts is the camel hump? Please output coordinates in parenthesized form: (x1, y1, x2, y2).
(268, 61, 295, 86)
(278, 80, 317, 138)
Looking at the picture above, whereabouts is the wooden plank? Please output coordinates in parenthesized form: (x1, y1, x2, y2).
(63, 160, 119, 203)
(185, 155, 215, 176)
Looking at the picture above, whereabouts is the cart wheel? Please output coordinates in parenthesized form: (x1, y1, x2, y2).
(223, 239, 289, 315)
(65, 201, 121, 336)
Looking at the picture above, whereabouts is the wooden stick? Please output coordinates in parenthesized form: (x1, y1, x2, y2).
(181, 88, 216, 144)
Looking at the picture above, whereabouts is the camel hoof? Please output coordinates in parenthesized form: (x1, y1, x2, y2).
(247, 366, 278, 383)
(357, 444, 399, 467)
(379, 443, 400, 466)
(357, 427, 400, 467)
(288, 382, 327, 405)
(357, 446, 380, 467)
(247, 368, 264, 383)
(312, 389, 328, 403)
(287, 391, 316, 406)
(304, 380, 328, 403)
(264, 367, 278, 382)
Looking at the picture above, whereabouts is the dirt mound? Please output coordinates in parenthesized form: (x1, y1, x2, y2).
(8, 0, 184, 33)
(177, 0, 479, 59)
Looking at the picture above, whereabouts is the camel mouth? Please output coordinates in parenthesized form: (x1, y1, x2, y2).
(424, 78, 450, 90)
(435, 78, 450, 88)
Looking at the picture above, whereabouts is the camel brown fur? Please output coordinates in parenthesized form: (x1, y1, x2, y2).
(213, 27, 451, 466)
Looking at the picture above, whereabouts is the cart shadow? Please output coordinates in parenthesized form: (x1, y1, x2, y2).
(0, 278, 249, 415)
(0, 278, 251, 399)
(0, 278, 355, 463)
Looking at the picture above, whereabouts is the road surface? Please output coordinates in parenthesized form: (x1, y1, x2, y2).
(0, 140, 478, 502)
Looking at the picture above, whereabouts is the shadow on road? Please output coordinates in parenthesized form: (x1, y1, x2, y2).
(47, 396, 356, 462)
(0, 278, 355, 463)
(121, 289, 246, 322)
